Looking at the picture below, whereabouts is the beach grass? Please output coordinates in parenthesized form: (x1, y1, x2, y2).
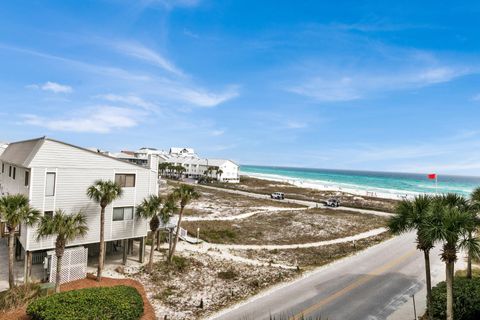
(183, 208, 387, 245)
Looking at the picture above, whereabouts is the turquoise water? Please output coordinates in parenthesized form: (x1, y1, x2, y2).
(240, 165, 480, 197)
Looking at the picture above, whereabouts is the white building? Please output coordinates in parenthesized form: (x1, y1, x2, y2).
(111, 145, 240, 183)
(158, 154, 240, 183)
(0, 137, 159, 280)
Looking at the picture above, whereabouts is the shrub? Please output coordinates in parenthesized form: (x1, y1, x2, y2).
(429, 277, 480, 320)
(218, 268, 238, 280)
(0, 283, 40, 312)
(26, 285, 143, 320)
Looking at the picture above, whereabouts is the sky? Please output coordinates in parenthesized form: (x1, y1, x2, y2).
(1, 1, 480, 176)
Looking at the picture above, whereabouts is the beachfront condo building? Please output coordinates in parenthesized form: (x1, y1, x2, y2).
(0, 137, 158, 282)
(114, 146, 240, 183)
(158, 153, 240, 183)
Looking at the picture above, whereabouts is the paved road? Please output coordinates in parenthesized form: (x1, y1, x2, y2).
(210, 232, 447, 320)
(196, 184, 393, 217)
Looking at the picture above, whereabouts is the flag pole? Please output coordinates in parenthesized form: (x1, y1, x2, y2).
(435, 175, 438, 195)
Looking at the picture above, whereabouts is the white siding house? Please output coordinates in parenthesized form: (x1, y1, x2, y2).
(0, 137, 158, 272)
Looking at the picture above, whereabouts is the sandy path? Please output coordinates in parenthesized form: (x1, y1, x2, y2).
(183, 207, 306, 221)
(194, 184, 393, 217)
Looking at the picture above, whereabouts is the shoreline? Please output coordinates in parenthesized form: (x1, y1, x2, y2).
(240, 172, 417, 201)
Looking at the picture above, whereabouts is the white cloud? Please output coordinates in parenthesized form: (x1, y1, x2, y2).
(472, 94, 480, 101)
(289, 66, 472, 102)
(28, 81, 73, 94)
(173, 85, 239, 107)
(284, 121, 308, 129)
(210, 130, 224, 136)
(111, 41, 183, 75)
(95, 94, 156, 110)
(289, 77, 361, 102)
(141, 0, 200, 9)
(23, 106, 141, 133)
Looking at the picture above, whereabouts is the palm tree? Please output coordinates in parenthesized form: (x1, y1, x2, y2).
(36, 210, 88, 293)
(158, 162, 170, 177)
(387, 194, 434, 320)
(86, 180, 123, 281)
(159, 194, 178, 255)
(136, 195, 162, 273)
(469, 187, 480, 278)
(176, 165, 186, 179)
(0, 195, 40, 288)
(168, 184, 200, 263)
(421, 198, 480, 320)
(436, 193, 480, 279)
(216, 168, 223, 181)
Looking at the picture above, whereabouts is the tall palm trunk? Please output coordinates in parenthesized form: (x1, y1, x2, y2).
(156, 231, 161, 250)
(446, 260, 455, 320)
(148, 231, 156, 273)
(97, 206, 106, 281)
(168, 229, 173, 256)
(467, 231, 473, 279)
(8, 230, 15, 288)
(55, 239, 65, 293)
(55, 255, 63, 293)
(467, 252, 472, 279)
(424, 250, 433, 320)
(168, 206, 184, 263)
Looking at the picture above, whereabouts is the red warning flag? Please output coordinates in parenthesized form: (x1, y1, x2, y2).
(427, 173, 437, 180)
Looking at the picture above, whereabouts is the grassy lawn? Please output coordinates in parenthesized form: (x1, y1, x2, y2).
(231, 232, 391, 268)
(183, 208, 387, 245)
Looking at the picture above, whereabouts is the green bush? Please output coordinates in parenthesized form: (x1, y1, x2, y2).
(26, 285, 143, 320)
(429, 277, 480, 320)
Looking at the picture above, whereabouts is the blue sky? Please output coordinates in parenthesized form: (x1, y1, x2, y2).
(1, 0, 480, 175)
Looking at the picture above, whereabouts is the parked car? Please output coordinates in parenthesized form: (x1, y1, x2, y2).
(326, 198, 340, 207)
(271, 192, 285, 200)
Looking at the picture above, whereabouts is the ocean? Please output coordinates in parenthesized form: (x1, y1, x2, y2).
(240, 165, 480, 198)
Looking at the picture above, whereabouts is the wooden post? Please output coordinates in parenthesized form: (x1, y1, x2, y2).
(122, 239, 127, 265)
(139, 237, 145, 263)
(128, 239, 133, 255)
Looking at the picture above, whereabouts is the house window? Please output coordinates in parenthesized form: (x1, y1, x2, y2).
(8, 166, 11, 177)
(112, 207, 134, 221)
(24, 171, 29, 187)
(44, 211, 53, 218)
(1, 163, 4, 173)
(12, 167, 15, 180)
(45, 172, 56, 196)
(115, 174, 135, 187)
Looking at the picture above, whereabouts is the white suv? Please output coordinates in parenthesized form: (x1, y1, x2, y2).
(271, 192, 285, 200)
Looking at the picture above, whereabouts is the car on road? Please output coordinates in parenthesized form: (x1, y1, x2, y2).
(271, 192, 285, 200)
(326, 198, 340, 207)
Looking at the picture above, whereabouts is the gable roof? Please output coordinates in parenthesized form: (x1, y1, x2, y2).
(0, 137, 147, 169)
(0, 137, 45, 167)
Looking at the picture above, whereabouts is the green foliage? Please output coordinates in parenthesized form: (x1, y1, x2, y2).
(201, 228, 237, 243)
(26, 285, 143, 320)
(429, 277, 480, 320)
(37, 209, 88, 243)
(169, 256, 190, 272)
(0, 283, 40, 312)
(0, 194, 41, 229)
(217, 268, 238, 280)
